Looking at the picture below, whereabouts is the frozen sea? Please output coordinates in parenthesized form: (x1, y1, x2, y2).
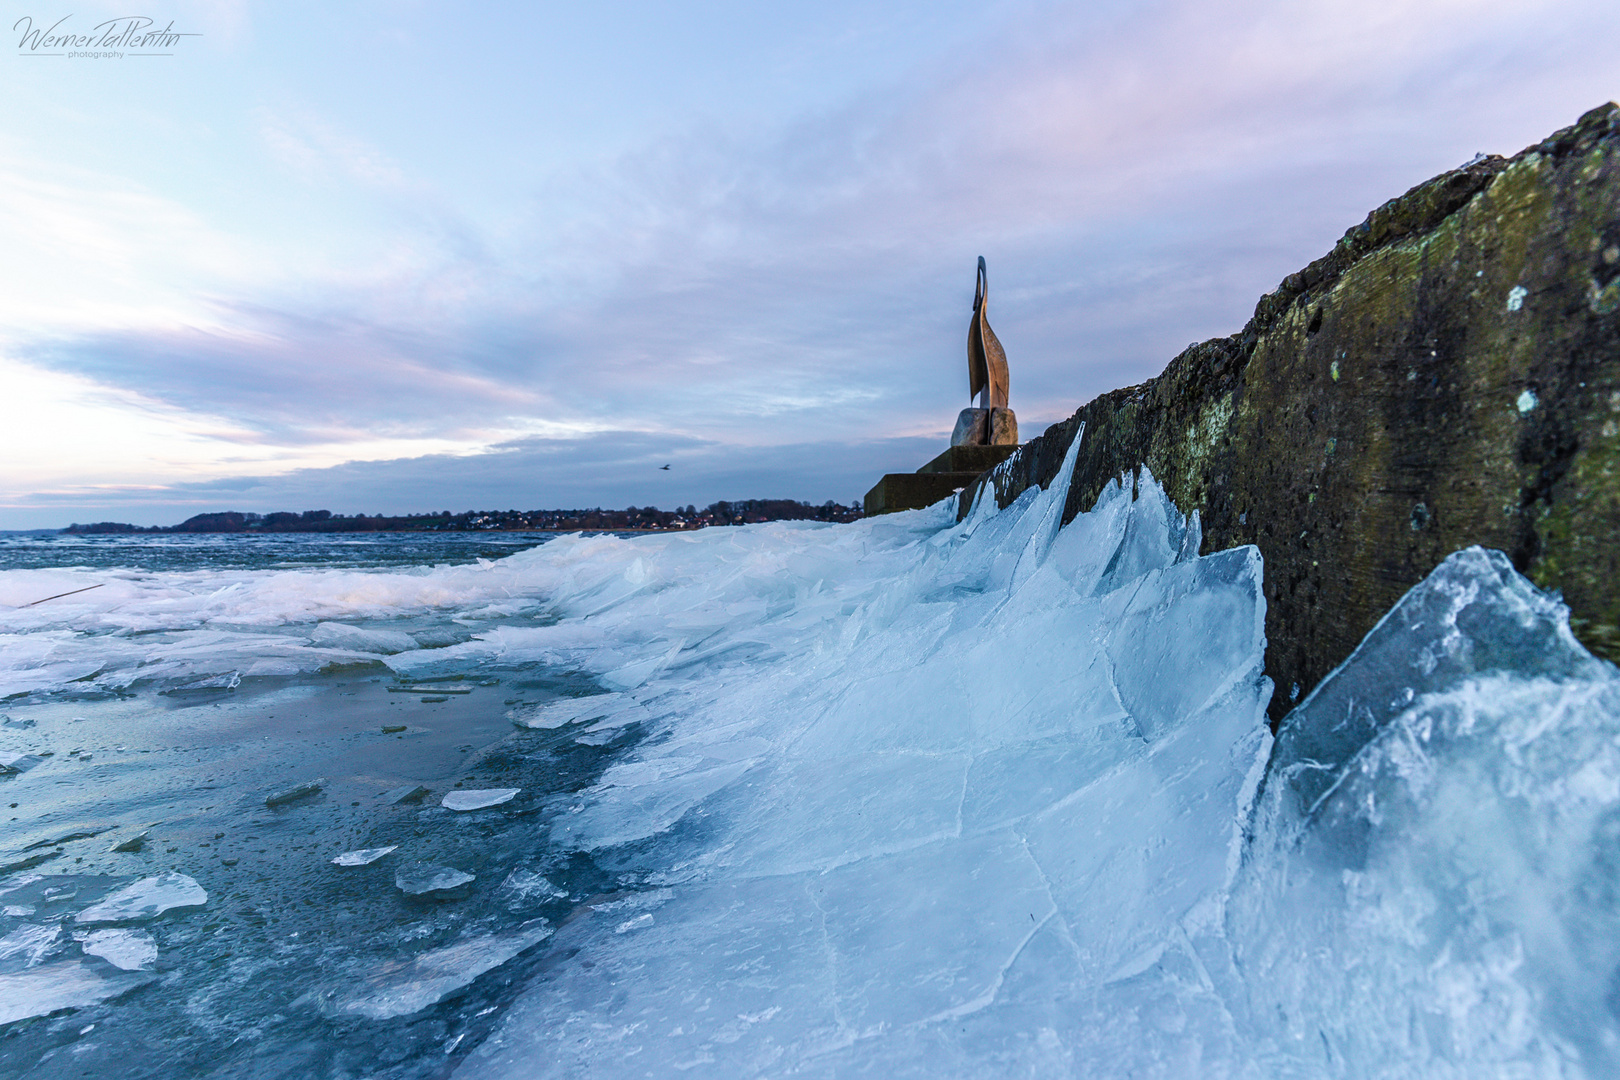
(2, 444, 1619, 1078)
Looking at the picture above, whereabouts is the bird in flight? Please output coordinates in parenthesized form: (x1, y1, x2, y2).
(660, 464, 671, 470)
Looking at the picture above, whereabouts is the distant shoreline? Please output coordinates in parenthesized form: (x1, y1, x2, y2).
(61, 498, 864, 537)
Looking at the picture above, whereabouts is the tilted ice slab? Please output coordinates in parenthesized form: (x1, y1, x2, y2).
(1226, 545, 1620, 1078)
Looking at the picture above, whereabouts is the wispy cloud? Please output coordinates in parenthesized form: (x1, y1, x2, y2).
(6, 0, 1618, 526)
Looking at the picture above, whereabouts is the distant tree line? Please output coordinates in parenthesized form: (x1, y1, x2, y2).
(63, 500, 864, 535)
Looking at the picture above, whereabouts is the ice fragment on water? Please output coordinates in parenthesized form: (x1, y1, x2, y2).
(441, 788, 518, 811)
(497, 868, 566, 905)
(0, 960, 152, 1024)
(382, 783, 429, 804)
(395, 863, 475, 900)
(0, 851, 61, 875)
(74, 872, 206, 923)
(265, 777, 326, 807)
(332, 846, 398, 867)
(0, 752, 42, 775)
(328, 922, 551, 1020)
(110, 831, 149, 853)
(508, 693, 630, 730)
(0, 923, 60, 968)
(23, 823, 115, 851)
(78, 929, 156, 971)
(162, 671, 241, 693)
(311, 622, 420, 655)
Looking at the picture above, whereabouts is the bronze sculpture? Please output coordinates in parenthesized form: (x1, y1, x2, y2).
(952, 256, 1019, 447)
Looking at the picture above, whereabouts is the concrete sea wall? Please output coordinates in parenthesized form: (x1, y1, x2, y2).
(966, 103, 1620, 723)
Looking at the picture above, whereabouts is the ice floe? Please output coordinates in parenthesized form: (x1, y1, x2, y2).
(74, 873, 206, 924)
(329, 922, 552, 1020)
(0, 961, 152, 1025)
(264, 777, 326, 807)
(78, 929, 157, 971)
(0, 923, 60, 968)
(442, 789, 518, 811)
(395, 864, 475, 900)
(332, 846, 399, 867)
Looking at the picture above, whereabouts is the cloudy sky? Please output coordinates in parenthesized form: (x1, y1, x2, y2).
(1, 0, 1616, 527)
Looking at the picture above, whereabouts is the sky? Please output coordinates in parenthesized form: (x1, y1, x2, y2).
(1, 0, 1617, 528)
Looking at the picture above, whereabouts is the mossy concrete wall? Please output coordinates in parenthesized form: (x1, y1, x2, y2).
(966, 103, 1620, 724)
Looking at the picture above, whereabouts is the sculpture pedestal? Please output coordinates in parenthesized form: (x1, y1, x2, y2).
(950, 408, 1018, 447)
(862, 443, 1019, 517)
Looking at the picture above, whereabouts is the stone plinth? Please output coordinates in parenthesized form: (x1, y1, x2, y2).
(917, 444, 1019, 475)
(863, 444, 1020, 516)
(864, 471, 985, 517)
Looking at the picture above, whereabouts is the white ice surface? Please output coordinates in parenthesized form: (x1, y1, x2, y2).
(74, 873, 206, 924)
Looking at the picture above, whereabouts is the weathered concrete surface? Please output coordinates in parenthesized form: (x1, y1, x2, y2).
(865, 471, 984, 516)
(918, 444, 1018, 475)
(963, 103, 1620, 723)
(866, 446, 1018, 516)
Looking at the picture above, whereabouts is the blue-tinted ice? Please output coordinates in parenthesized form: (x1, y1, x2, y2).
(3, 434, 1618, 1076)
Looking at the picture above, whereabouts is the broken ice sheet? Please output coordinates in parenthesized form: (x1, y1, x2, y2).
(327, 922, 552, 1020)
(333, 846, 399, 867)
(441, 788, 518, 811)
(0, 960, 152, 1025)
(78, 928, 156, 971)
(74, 872, 206, 924)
